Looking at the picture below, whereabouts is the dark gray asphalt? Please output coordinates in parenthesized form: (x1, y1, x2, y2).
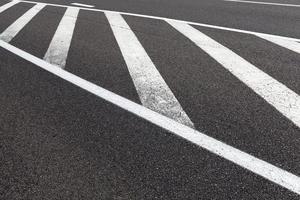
(2, 47, 299, 199)
(0, 0, 300, 199)
(34, 0, 300, 38)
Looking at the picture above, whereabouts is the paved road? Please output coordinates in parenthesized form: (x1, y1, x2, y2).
(0, 0, 300, 199)
(28, 0, 300, 38)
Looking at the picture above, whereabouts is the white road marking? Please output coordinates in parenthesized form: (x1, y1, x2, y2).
(1, 40, 300, 195)
(105, 12, 194, 127)
(44, 7, 79, 68)
(0, 3, 45, 42)
(0, 0, 19, 13)
(71, 3, 94, 8)
(257, 35, 300, 54)
(18, 0, 300, 42)
(167, 21, 300, 129)
(224, 0, 300, 8)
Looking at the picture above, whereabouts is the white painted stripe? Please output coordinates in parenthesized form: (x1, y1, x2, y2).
(105, 12, 193, 127)
(167, 21, 300, 129)
(0, 3, 45, 42)
(258, 35, 300, 54)
(43, 7, 79, 68)
(0, 0, 19, 13)
(1, 40, 300, 195)
(224, 0, 300, 8)
(19, 0, 300, 42)
(71, 3, 94, 8)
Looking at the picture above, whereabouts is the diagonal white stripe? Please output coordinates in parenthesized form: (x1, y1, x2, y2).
(0, 3, 45, 42)
(167, 20, 300, 129)
(44, 7, 79, 68)
(71, 3, 94, 8)
(106, 12, 194, 127)
(257, 35, 300, 54)
(0, 0, 19, 14)
(0, 40, 299, 195)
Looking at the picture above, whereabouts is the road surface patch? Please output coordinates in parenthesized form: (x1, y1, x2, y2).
(0, 40, 300, 195)
(17, 0, 300, 42)
(1, 1, 300, 196)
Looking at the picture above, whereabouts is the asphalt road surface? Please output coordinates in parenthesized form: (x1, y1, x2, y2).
(0, 0, 300, 199)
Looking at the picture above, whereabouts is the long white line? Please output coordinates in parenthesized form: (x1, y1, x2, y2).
(0, 3, 45, 42)
(18, 0, 300, 42)
(257, 35, 300, 54)
(224, 0, 300, 8)
(43, 7, 79, 68)
(71, 3, 94, 8)
(105, 12, 194, 127)
(1, 40, 300, 195)
(0, 0, 19, 13)
(167, 20, 300, 129)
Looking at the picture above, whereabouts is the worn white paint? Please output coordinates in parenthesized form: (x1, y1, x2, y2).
(106, 12, 194, 127)
(44, 7, 79, 68)
(0, 1, 19, 14)
(0, 3, 45, 42)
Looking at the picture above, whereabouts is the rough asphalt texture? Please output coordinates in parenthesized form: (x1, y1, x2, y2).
(0, 0, 300, 199)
